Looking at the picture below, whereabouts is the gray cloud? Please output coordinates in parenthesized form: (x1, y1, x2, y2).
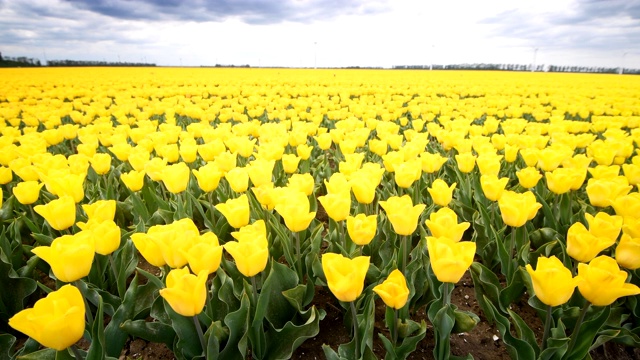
(63, 0, 389, 24)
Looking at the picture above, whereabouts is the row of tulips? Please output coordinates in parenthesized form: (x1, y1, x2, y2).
(2, 68, 640, 360)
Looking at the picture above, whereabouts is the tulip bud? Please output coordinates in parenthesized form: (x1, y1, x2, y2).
(160, 267, 208, 317)
(322, 253, 369, 302)
(373, 269, 410, 309)
(577, 255, 640, 306)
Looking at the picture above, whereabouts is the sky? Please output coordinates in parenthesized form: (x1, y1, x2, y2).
(1, 0, 639, 69)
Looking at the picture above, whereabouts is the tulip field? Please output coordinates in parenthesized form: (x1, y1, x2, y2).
(2, 67, 640, 360)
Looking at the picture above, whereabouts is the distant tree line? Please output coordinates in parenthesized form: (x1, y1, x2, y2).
(0, 53, 41, 67)
(392, 63, 640, 74)
(47, 60, 156, 67)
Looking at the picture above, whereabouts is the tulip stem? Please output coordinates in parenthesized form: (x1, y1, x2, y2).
(443, 282, 451, 306)
(400, 235, 409, 277)
(73, 280, 94, 330)
(350, 301, 360, 357)
(208, 192, 217, 230)
(392, 308, 399, 346)
(251, 276, 259, 306)
(294, 231, 303, 281)
(506, 227, 517, 282)
(566, 301, 591, 356)
(542, 305, 552, 351)
(70, 344, 84, 359)
(193, 315, 206, 353)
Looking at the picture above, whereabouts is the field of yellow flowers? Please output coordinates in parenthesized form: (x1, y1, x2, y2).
(2, 67, 640, 360)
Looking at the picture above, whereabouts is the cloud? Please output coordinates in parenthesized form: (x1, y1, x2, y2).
(63, 0, 390, 24)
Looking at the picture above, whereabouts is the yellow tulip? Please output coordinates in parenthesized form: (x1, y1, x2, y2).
(566, 222, 615, 263)
(516, 167, 542, 189)
(148, 218, 200, 268)
(588, 165, 620, 180)
(315, 133, 332, 150)
(427, 179, 456, 207)
(252, 182, 277, 210)
(586, 177, 632, 208)
(82, 199, 116, 223)
(616, 234, 640, 270)
(427, 236, 476, 283)
(282, 154, 301, 174)
(9, 284, 85, 351)
(504, 144, 519, 163)
(297, 144, 313, 160)
(160, 267, 208, 316)
(275, 190, 316, 232)
(216, 194, 250, 229)
(12, 181, 44, 205)
(192, 163, 222, 193)
(44, 172, 86, 203)
(179, 142, 198, 163)
(198, 140, 226, 162)
(318, 191, 351, 222)
(231, 220, 268, 246)
(525, 256, 579, 306)
(476, 154, 502, 176)
(498, 191, 542, 228)
(161, 162, 190, 194)
(34, 195, 76, 231)
(90, 153, 111, 175)
(419, 152, 448, 174)
(322, 253, 369, 302)
(622, 163, 640, 185)
(585, 212, 622, 242)
(144, 157, 167, 181)
(349, 172, 378, 205)
(0, 166, 13, 184)
(424, 207, 470, 242)
(225, 167, 249, 193)
(213, 151, 237, 174)
(182, 232, 223, 275)
(611, 193, 640, 218)
(544, 168, 574, 195)
(480, 174, 509, 201)
(373, 269, 410, 309)
(224, 234, 269, 277)
(121, 169, 146, 192)
(379, 195, 426, 236)
(131, 232, 166, 267)
(394, 159, 422, 189)
(623, 217, 640, 238)
(247, 159, 275, 187)
(287, 173, 315, 196)
(324, 172, 351, 194)
(108, 143, 132, 161)
(346, 214, 377, 245)
(31, 232, 95, 282)
(577, 255, 640, 306)
(76, 219, 121, 255)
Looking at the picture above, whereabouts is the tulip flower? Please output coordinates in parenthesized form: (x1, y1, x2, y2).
(0, 166, 12, 184)
(281, 154, 301, 174)
(480, 174, 509, 202)
(181, 232, 223, 275)
(424, 207, 470, 242)
(498, 190, 542, 228)
(476, 154, 502, 176)
(584, 212, 622, 242)
(144, 157, 167, 181)
(31, 232, 95, 282)
(161, 162, 190, 194)
(427, 236, 476, 283)
(322, 253, 370, 302)
(586, 177, 632, 208)
(427, 179, 456, 207)
(216, 194, 250, 229)
(12, 181, 44, 205)
(82, 199, 116, 223)
(346, 214, 377, 245)
(349, 174, 377, 205)
(616, 234, 640, 270)
(45, 172, 86, 203)
(247, 159, 275, 187)
(525, 256, 579, 306)
(455, 153, 476, 173)
(179, 142, 198, 163)
(90, 153, 112, 175)
(611, 193, 640, 218)
(9, 284, 85, 351)
(192, 163, 222, 192)
(588, 165, 620, 180)
(149, 218, 200, 268)
(318, 191, 351, 222)
(231, 220, 268, 243)
(287, 173, 315, 196)
(160, 267, 208, 317)
(394, 160, 421, 188)
(622, 163, 640, 185)
(545, 168, 575, 195)
(577, 255, 640, 306)
(131, 232, 166, 267)
(379, 195, 426, 236)
(373, 269, 410, 310)
(315, 133, 332, 150)
(566, 222, 615, 263)
(224, 234, 269, 277)
(275, 190, 316, 232)
(225, 166, 249, 193)
(297, 144, 313, 160)
(121, 169, 146, 192)
(252, 182, 277, 210)
(213, 151, 237, 175)
(34, 195, 76, 231)
(76, 219, 121, 255)
(516, 167, 542, 189)
(419, 152, 448, 174)
(324, 172, 351, 194)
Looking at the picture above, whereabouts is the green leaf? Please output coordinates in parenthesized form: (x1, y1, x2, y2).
(0, 333, 16, 360)
(15, 348, 56, 360)
(0, 247, 37, 329)
(104, 273, 144, 357)
(164, 300, 203, 359)
(219, 293, 250, 360)
(379, 320, 427, 360)
(508, 309, 539, 358)
(564, 306, 610, 360)
(282, 284, 307, 313)
(112, 239, 138, 299)
(119, 319, 176, 348)
(432, 304, 455, 360)
(86, 296, 105, 360)
(254, 260, 298, 329)
(265, 306, 326, 360)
